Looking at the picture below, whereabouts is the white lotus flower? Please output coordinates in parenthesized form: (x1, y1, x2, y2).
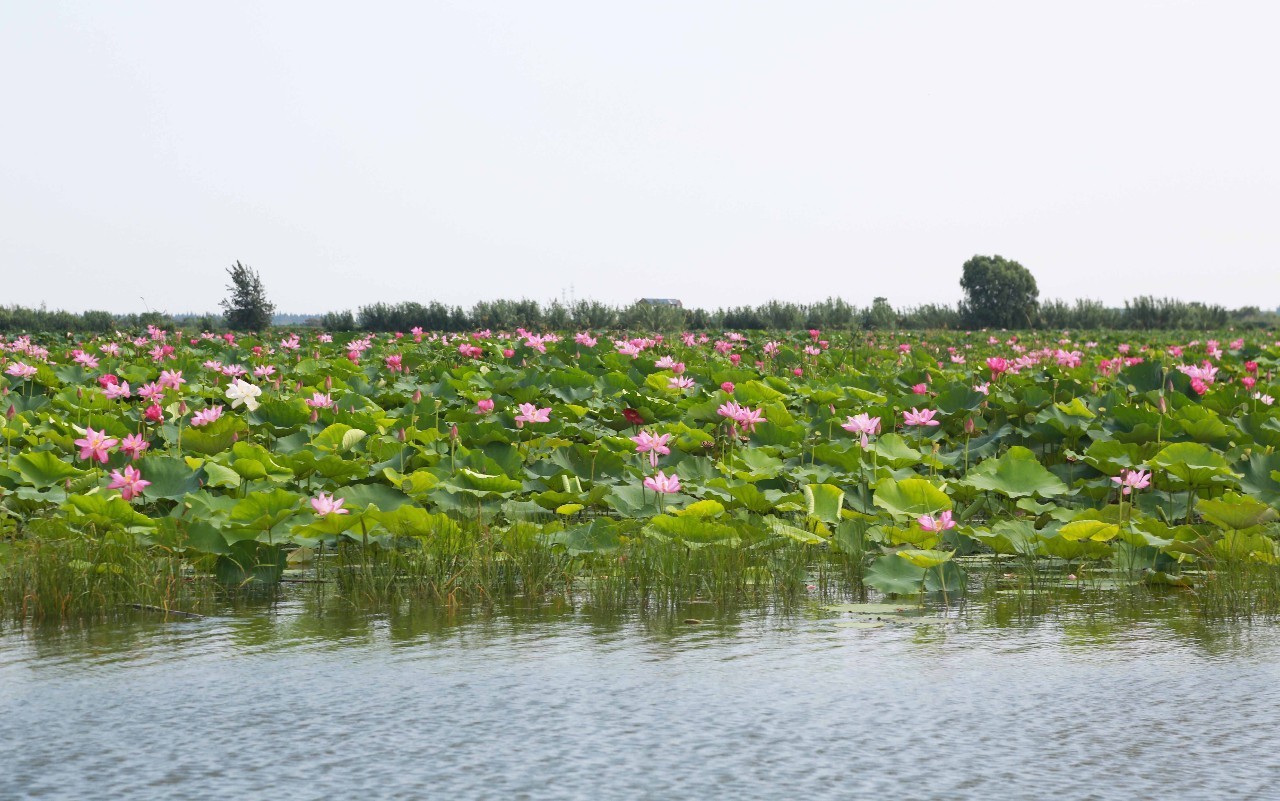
(225, 378, 262, 411)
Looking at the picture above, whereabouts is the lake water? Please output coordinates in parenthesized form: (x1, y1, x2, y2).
(3, 595, 1279, 800)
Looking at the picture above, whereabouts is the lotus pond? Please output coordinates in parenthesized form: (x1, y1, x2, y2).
(2, 326, 1280, 620)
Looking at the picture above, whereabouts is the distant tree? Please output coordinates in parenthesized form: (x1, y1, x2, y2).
(220, 261, 275, 331)
(864, 297, 896, 329)
(959, 255, 1039, 329)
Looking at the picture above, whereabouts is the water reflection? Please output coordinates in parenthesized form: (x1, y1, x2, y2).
(4, 586, 1280, 801)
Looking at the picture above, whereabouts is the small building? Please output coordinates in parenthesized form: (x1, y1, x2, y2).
(639, 298, 683, 308)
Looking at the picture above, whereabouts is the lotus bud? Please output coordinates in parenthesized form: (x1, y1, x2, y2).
(397, 427, 407, 442)
(325, 375, 333, 391)
(295, 379, 304, 392)
(450, 424, 458, 441)
(413, 390, 423, 404)
(310, 410, 319, 424)
(964, 416, 976, 435)
(1158, 395, 1167, 414)
(5, 404, 15, 421)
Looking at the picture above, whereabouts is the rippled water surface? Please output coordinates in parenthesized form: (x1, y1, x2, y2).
(3, 598, 1280, 800)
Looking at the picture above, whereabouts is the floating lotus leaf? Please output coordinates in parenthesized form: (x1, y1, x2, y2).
(863, 554, 926, 596)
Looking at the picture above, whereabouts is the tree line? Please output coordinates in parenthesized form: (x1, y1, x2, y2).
(2, 257, 1274, 334)
(3, 295, 1273, 335)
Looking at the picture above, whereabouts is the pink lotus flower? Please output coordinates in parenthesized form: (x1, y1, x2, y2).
(574, 332, 598, 347)
(305, 392, 334, 409)
(668, 376, 696, 390)
(911, 383, 928, 394)
(502, 348, 515, 359)
(104, 381, 131, 400)
(108, 465, 150, 501)
(643, 470, 681, 495)
(841, 413, 881, 448)
(735, 405, 766, 433)
(986, 357, 1009, 376)
(385, 354, 404, 373)
(631, 430, 672, 468)
(918, 510, 955, 532)
(144, 403, 164, 423)
(158, 369, 185, 390)
(514, 403, 551, 427)
(1112, 469, 1151, 495)
(717, 401, 766, 433)
(311, 492, 348, 516)
(190, 406, 224, 427)
(1190, 378, 1208, 396)
(254, 365, 276, 378)
(475, 398, 495, 415)
(720, 382, 735, 393)
(903, 408, 940, 426)
(119, 433, 149, 460)
(74, 427, 118, 463)
(98, 374, 119, 388)
(5, 362, 37, 379)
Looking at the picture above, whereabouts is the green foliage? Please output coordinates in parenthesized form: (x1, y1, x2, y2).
(220, 260, 276, 331)
(959, 254, 1039, 329)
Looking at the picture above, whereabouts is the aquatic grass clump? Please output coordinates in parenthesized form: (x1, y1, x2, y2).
(0, 522, 215, 623)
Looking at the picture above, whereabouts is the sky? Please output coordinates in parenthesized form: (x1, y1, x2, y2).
(1, 0, 1278, 315)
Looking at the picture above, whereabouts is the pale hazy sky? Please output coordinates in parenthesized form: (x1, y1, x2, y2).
(2, 1, 1277, 314)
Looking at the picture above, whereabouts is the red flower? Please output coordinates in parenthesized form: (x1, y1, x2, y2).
(623, 408, 644, 426)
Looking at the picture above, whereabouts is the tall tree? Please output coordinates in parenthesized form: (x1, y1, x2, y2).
(220, 261, 275, 331)
(959, 255, 1039, 329)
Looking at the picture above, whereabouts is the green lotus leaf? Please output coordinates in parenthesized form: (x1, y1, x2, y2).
(65, 494, 156, 529)
(136, 454, 204, 500)
(803, 483, 845, 524)
(764, 516, 825, 545)
(873, 434, 924, 468)
(863, 554, 926, 596)
(13, 450, 85, 488)
(228, 488, 303, 537)
(313, 423, 367, 453)
(873, 477, 951, 518)
(215, 541, 286, 586)
(897, 548, 954, 569)
(335, 483, 416, 512)
(1151, 442, 1238, 488)
(541, 519, 625, 554)
(673, 499, 726, 518)
(1059, 519, 1122, 542)
(1198, 493, 1279, 530)
(963, 446, 1068, 498)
